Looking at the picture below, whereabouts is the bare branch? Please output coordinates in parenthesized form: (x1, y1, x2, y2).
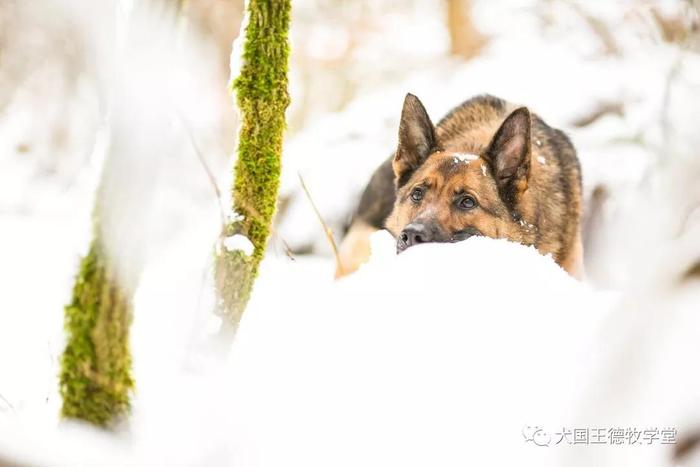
(571, 101, 624, 128)
(570, 2, 621, 56)
(178, 113, 226, 228)
(297, 173, 344, 273)
(0, 391, 15, 414)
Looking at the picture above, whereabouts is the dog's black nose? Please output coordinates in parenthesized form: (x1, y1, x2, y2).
(397, 222, 433, 252)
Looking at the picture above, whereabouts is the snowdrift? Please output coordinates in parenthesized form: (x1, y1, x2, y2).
(227, 232, 614, 466)
(0, 234, 614, 466)
(3, 228, 699, 467)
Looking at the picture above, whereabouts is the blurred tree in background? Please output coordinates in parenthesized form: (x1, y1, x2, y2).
(215, 0, 292, 330)
(445, 0, 484, 59)
(60, 237, 134, 427)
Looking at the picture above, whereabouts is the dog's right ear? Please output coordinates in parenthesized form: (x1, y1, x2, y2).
(393, 93, 437, 188)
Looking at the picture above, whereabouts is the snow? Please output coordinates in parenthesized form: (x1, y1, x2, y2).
(226, 211, 245, 224)
(1, 0, 700, 465)
(452, 152, 479, 163)
(518, 219, 537, 232)
(223, 234, 254, 256)
(0, 225, 617, 466)
(225, 233, 615, 466)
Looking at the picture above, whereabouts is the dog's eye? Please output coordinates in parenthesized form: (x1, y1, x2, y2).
(458, 195, 477, 210)
(410, 187, 424, 203)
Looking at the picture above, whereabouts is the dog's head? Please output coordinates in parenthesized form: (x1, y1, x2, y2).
(385, 93, 533, 253)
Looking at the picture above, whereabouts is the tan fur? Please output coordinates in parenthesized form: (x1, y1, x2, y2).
(560, 232, 585, 279)
(336, 220, 377, 278)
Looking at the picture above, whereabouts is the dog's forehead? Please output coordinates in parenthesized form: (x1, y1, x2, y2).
(417, 151, 487, 183)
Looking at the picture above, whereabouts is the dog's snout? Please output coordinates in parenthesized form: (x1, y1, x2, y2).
(397, 222, 435, 252)
(402, 224, 428, 245)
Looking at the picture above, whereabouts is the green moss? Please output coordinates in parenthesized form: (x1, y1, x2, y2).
(60, 240, 134, 427)
(215, 0, 291, 324)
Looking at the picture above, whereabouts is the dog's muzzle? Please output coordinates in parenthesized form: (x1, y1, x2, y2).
(397, 222, 447, 253)
(396, 224, 482, 253)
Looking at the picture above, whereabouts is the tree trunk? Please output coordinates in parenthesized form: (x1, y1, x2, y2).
(215, 0, 291, 329)
(60, 236, 134, 427)
(446, 0, 485, 60)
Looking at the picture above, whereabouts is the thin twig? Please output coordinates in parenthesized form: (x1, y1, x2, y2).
(571, 101, 624, 128)
(661, 57, 683, 151)
(0, 392, 15, 414)
(279, 236, 296, 261)
(569, 2, 621, 56)
(297, 173, 344, 272)
(178, 113, 227, 228)
(677, 202, 700, 238)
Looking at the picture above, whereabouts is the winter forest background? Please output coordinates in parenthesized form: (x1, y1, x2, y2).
(1, 0, 700, 466)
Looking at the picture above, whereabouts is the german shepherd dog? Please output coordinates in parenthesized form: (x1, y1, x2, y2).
(337, 93, 583, 277)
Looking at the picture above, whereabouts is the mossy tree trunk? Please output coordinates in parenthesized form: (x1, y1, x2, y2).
(58, 0, 171, 429)
(215, 0, 291, 328)
(60, 237, 134, 427)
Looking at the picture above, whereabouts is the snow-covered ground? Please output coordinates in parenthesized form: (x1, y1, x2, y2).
(1, 0, 700, 466)
(0, 226, 618, 466)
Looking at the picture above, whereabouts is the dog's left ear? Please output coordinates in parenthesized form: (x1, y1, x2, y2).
(484, 107, 532, 204)
(393, 93, 437, 188)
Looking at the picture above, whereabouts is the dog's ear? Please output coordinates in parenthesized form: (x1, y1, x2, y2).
(393, 93, 437, 188)
(484, 107, 532, 205)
